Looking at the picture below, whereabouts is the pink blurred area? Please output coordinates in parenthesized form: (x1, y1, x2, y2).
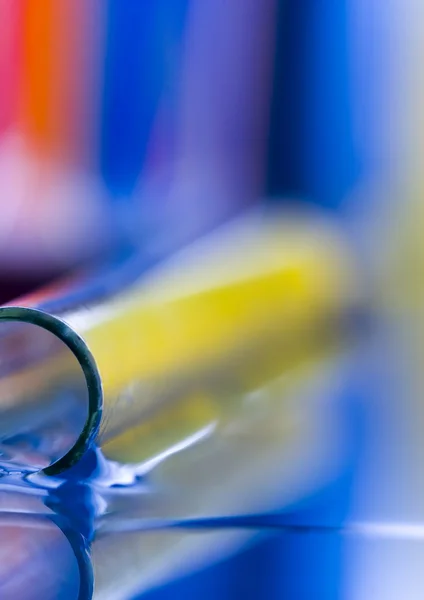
(0, 0, 108, 291)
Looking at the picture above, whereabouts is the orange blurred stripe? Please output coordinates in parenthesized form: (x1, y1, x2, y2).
(20, 0, 103, 168)
(20, 0, 55, 154)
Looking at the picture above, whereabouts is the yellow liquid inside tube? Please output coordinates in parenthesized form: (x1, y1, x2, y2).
(67, 212, 359, 465)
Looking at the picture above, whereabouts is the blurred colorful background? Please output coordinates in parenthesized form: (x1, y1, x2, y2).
(0, 1, 422, 599)
(0, 0, 362, 288)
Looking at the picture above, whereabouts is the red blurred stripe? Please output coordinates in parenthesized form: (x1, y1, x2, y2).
(0, 0, 22, 134)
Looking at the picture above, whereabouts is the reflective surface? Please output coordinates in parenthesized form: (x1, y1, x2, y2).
(93, 520, 424, 600)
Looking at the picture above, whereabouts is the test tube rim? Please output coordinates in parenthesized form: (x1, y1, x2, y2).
(0, 306, 103, 477)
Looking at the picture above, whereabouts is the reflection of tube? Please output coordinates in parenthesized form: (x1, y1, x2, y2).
(0, 209, 359, 478)
(0, 496, 93, 600)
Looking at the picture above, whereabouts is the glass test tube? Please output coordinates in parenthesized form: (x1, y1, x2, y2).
(0, 210, 360, 490)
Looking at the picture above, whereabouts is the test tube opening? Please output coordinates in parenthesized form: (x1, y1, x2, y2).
(0, 306, 103, 476)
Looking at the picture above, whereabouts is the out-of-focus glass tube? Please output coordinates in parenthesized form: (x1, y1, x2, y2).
(0, 209, 360, 479)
